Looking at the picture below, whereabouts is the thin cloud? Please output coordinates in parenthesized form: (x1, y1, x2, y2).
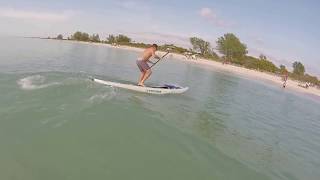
(199, 7, 231, 27)
(117, 0, 149, 12)
(254, 37, 265, 46)
(121, 1, 138, 9)
(0, 8, 75, 22)
(248, 34, 267, 47)
(200, 8, 216, 19)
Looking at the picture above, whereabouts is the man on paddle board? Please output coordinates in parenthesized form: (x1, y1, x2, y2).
(136, 44, 160, 86)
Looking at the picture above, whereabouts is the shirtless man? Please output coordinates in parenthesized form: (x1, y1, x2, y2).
(136, 44, 160, 86)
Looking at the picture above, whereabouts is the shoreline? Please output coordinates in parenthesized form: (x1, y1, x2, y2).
(62, 40, 320, 97)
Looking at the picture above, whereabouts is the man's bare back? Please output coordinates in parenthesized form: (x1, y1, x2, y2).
(140, 46, 159, 61)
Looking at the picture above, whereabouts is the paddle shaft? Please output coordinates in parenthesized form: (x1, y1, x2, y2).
(149, 51, 170, 69)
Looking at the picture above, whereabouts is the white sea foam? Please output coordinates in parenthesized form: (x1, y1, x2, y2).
(17, 75, 60, 90)
(53, 120, 68, 128)
(89, 88, 117, 103)
(41, 119, 51, 125)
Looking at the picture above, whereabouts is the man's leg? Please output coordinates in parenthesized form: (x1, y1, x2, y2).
(140, 69, 152, 86)
(138, 71, 146, 86)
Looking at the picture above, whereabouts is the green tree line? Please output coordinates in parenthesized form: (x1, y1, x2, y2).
(70, 31, 100, 42)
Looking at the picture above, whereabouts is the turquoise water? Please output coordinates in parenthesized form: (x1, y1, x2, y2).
(1, 37, 319, 180)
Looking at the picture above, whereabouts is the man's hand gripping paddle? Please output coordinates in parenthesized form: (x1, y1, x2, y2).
(149, 48, 171, 69)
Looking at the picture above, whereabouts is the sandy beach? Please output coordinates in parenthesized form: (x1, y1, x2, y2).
(67, 40, 320, 98)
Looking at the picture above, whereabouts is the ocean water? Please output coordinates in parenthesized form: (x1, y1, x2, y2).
(0, 37, 319, 180)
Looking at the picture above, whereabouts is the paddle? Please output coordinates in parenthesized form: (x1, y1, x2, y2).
(149, 51, 170, 69)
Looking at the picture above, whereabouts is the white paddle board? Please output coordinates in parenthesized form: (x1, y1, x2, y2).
(92, 78, 188, 95)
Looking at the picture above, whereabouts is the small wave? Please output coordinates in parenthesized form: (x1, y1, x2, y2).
(17, 75, 60, 90)
(53, 120, 68, 128)
(89, 88, 117, 103)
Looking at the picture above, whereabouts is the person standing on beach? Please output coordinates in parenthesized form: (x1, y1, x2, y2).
(282, 71, 288, 88)
(136, 44, 160, 86)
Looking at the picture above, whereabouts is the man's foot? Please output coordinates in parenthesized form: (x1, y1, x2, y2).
(138, 83, 145, 87)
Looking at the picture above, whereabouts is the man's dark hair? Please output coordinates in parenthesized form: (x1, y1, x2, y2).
(152, 44, 158, 49)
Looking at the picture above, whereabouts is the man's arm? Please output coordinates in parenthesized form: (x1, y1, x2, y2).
(152, 51, 161, 60)
(147, 51, 156, 64)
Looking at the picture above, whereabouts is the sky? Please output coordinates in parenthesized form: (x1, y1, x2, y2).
(0, 0, 319, 76)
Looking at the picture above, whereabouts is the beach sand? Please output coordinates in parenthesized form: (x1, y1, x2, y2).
(66, 40, 320, 97)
